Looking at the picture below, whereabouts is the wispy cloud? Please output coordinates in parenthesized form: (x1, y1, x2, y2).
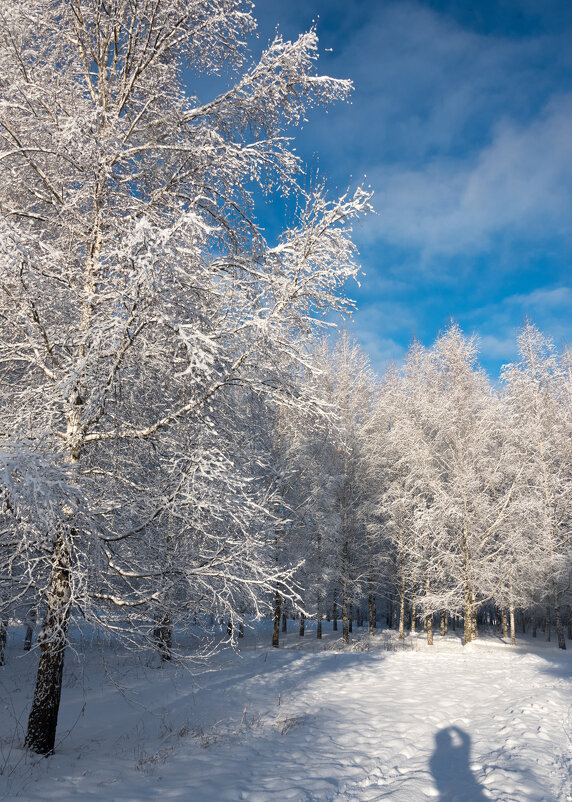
(365, 95, 572, 255)
(463, 285, 572, 368)
(255, 0, 572, 377)
(290, 1, 572, 264)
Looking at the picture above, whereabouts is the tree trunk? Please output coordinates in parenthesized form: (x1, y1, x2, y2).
(553, 581, 566, 650)
(349, 603, 353, 633)
(501, 609, 508, 639)
(440, 610, 447, 636)
(0, 616, 8, 666)
(272, 589, 281, 648)
(426, 578, 433, 646)
(368, 590, 376, 635)
(25, 537, 71, 755)
(316, 593, 322, 640)
(332, 588, 338, 632)
(567, 605, 572, 640)
(299, 613, 305, 637)
(398, 572, 406, 640)
(463, 584, 473, 645)
(342, 533, 349, 644)
(462, 538, 478, 643)
(470, 590, 478, 641)
(342, 593, 349, 644)
(509, 602, 516, 646)
(410, 597, 417, 635)
(532, 605, 537, 638)
(23, 625, 33, 652)
(24, 608, 36, 652)
(545, 601, 551, 642)
(154, 613, 173, 661)
(426, 612, 433, 645)
(281, 611, 287, 633)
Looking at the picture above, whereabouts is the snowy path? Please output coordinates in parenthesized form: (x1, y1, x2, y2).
(1, 627, 571, 801)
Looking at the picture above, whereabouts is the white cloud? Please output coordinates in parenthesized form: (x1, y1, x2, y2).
(478, 334, 518, 362)
(278, 1, 572, 264)
(507, 286, 572, 311)
(362, 94, 572, 256)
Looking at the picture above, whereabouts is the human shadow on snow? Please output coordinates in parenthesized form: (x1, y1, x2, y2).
(429, 726, 488, 802)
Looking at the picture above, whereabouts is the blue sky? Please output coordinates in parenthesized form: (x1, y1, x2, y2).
(247, 0, 572, 377)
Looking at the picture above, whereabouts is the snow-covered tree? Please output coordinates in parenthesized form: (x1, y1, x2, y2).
(304, 334, 375, 643)
(0, 0, 370, 753)
(501, 323, 572, 650)
(371, 328, 519, 645)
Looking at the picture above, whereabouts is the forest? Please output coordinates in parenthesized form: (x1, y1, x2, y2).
(0, 0, 571, 783)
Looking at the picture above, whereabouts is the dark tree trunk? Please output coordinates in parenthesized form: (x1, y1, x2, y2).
(25, 537, 71, 755)
(272, 589, 281, 648)
(342, 592, 349, 645)
(398, 573, 406, 639)
(426, 578, 433, 645)
(553, 582, 566, 650)
(281, 611, 287, 633)
(332, 588, 338, 632)
(368, 590, 376, 635)
(24, 608, 36, 652)
(154, 614, 173, 661)
(0, 616, 8, 666)
(349, 603, 353, 634)
(299, 613, 305, 637)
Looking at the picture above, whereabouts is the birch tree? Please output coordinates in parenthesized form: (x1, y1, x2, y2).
(502, 323, 572, 650)
(375, 329, 518, 644)
(307, 334, 374, 643)
(0, 0, 370, 754)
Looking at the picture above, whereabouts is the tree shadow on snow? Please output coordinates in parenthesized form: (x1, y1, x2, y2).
(429, 726, 488, 802)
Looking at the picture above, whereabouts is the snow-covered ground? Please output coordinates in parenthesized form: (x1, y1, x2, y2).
(1, 622, 571, 801)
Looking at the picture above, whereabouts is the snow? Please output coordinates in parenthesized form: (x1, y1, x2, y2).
(1, 622, 571, 801)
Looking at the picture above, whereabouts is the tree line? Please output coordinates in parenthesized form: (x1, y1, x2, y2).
(251, 321, 572, 657)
